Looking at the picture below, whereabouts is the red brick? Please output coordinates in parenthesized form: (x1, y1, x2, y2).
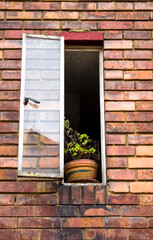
(105, 91, 124, 100)
(59, 185, 70, 205)
(62, 21, 97, 30)
(107, 158, 127, 168)
(109, 182, 129, 193)
(95, 186, 106, 204)
(0, 123, 18, 132)
(61, 2, 96, 10)
(99, 22, 133, 30)
(0, 169, 16, 180)
(119, 12, 149, 20)
(107, 123, 134, 133)
(105, 217, 147, 228)
(2, 71, 21, 79)
(108, 194, 139, 205)
(124, 50, 152, 59)
(44, 11, 79, 20)
(19, 217, 60, 228)
(135, 22, 153, 30)
(62, 217, 103, 228)
(0, 101, 19, 111)
(0, 81, 20, 90)
(0, 230, 38, 240)
(136, 81, 153, 90)
(24, 21, 60, 30)
(83, 186, 94, 204)
(137, 123, 153, 132)
(105, 40, 132, 49)
(0, 206, 34, 216)
(0, 60, 21, 69)
(4, 30, 40, 39)
(104, 70, 123, 79)
(105, 112, 125, 122)
(25, 2, 60, 10)
(122, 205, 153, 216)
(0, 112, 19, 121)
(0, 158, 17, 168)
(128, 157, 153, 169)
(36, 206, 77, 217)
(0, 12, 4, 20)
(4, 50, 21, 59)
(140, 195, 153, 205)
(128, 135, 153, 145)
(0, 51, 2, 59)
(104, 51, 122, 59)
(134, 2, 153, 10)
(0, 91, 20, 100)
(138, 170, 153, 180)
(105, 102, 135, 111)
(136, 146, 153, 156)
(0, 146, 17, 156)
(135, 61, 153, 69)
(107, 170, 135, 180)
(134, 40, 153, 49)
(85, 229, 106, 240)
(80, 12, 115, 20)
(0, 2, 23, 10)
(107, 229, 127, 240)
(124, 31, 151, 40)
(106, 135, 125, 144)
(6, 11, 41, 20)
(0, 41, 22, 49)
(16, 194, 57, 205)
(105, 81, 134, 90)
(126, 112, 153, 122)
(0, 22, 22, 30)
(125, 91, 153, 100)
(124, 71, 152, 79)
(104, 60, 134, 70)
(130, 182, 153, 193)
(0, 195, 15, 205)
(104, 31, 122, 39)
(98, 2, 133, 10)
(0, 31, 2, 39)
(71, 186, 82, 205)
(129, 229, 153, 240)
(136, 102, 153, 111)
(41, 230, 83, 240)
(79, 205, 121, 216)
(0, 218, 18, 228)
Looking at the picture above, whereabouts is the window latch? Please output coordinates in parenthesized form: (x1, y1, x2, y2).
(24, 97, 41, 105)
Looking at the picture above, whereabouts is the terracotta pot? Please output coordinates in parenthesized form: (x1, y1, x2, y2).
(64, 159, 98, 183)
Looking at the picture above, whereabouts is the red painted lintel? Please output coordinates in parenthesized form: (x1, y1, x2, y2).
(60, 32, 103, 42)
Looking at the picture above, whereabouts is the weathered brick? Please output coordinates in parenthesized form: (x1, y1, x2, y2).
(0, 81, 20, 90)
(0, 22, 22, 30)
(6, 11, 41, 20)
(19, 217, 60, 228)
(109, 182, 129, 193)
(0, 2, 23, 10)
(136, 146, 153, 156)
(107, 170, 135, 180)
(134, 40, 153, 49)
(134, 2, 153, 10)
(129, 157, 153, 169)
(124, 50, 152, 59)
(41, 229, 83, 240)
(16, 194, 57, 205)
(104, 51, 122, 59)
(125, 91, 153, 100)
(124, 71, 152, 79)
(79, 205, 121, 216)
(104, 60, 134, 69)
(105, 81, 134, 90)
(105, 102, 135, 111)
(0, 91, 19, 101)
(118, 12, 149, 20)
(4, 50, 21, 59)
(0, 195, 15, 205)
(105, 40, 132, 49)
(80, 12, 115, 20)
(2, 71, 21, 79)
(107, 146, 134, 156)
(98, 2, 133, 10)
(0, 158, 17, 168)
(135, 61, 153, 70)
(104, 70, 123, 79)
(0, 230, 38, 240)
(126, 112, 153, 122)
(129, 230, 153, 240)
(137, 123, 153, 132)
(135, 21, 153, 30)
(106, 135, 125, 144)
(0, 206, 34, 217)
(44, 11, 79, 20)
(136, 81, 153, 90)
(61, 2, 97, 10)
(0, 146, 17, 156)
(107, 123, 134, 133)
(0, 169, 16, 180)
(130, 182, 153, 193)
(105, 91, 123, 100)
(83, 186, 94, 204)
(0, 60, 21, 69)
(99, 21, 133, 30)
(107, 229, 127, 240)
(104, 31, 122, 39)
(0, 51, 2, 59)
(105, 112, 125, 122)
(62, 217, 103, 228)
(138, 170, 153, 180)
(25, 2, 60, 10)
(0, 123, 18, 133)
(124, 31, 151, 40)
(0, 113, 19, 121)
(85, 229, 107, 240)
(59, 185, 70, 205)
(136, 102, 153, 111)
(140, 195, 153, 205)
(105, 217, 147, 228)
(108, 194, 139, 205)
(95, 186, 106, 205)
(4, 30, 40, 39)
(128, 135, 153, 145)
(107, 158, 127, 168)
(122, 205, 153, 216)
(62, 21, 97, 30)
(71, 186, 82, 205)
(36, 206, 77, 217)
(24, 21, 60, 30)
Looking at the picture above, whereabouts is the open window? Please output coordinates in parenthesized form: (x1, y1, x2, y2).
(18, 33, 106, 184)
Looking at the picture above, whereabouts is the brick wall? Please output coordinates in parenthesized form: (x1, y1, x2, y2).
(0, 0, 153, 239)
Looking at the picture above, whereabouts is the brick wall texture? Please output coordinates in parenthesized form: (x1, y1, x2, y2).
(0, 0, 153, 239)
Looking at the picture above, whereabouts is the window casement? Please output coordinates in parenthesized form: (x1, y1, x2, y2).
(18, 33, 106, 185)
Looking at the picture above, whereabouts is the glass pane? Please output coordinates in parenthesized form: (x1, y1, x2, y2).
(19, 35, 63, 177)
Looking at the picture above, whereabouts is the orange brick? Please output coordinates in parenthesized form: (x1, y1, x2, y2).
(105, 217, 147, 228)
(105, 102, 135, 111)
(108, 229, 127, 240)
(136, 146, 153, 156)
(105, 112, 125, 122)
(0, 51, 2, 59)
(85, 229, 107, 240)
(128, 157, 153, 168)
(0, 41, 22, 49)
(98, 2, 133, 10)
(109, 182, 129, 193)
(135, 21, 153, 29)
(124, 50, 152, 59)
(0, 2, 23, 10)
(137, 123, 153, 132)
(107, 146, 134, 156)
(125, 91, 153, 100)
(104, 70, 123, 79)
(4, 30, 40, 39)
(117, 12, 149, 20)
(122, 205, 153, 216)
(105, 91, 124, 100)
(105, 81, 134, 90)
(107, 158, 127, 168)
(107, 170, 135, 180)
(104, 51, 122, 59)
(130, 182, 153, 193)
(128, 135, 153, 145)
(135, 61, 153, 69)
(6, 12, 41, 20)
(106, 135, 125, 144)
(107, 123, 134, 133)
(140, 195, 153, 205)
(104, 40, 132, 49)
(138, 170, 153, 180)
(0, 146, 17, 156)
(124, 71, 152, 79)
(136, 102, 153, 111)
(104, 60, 134, 69)
(62, 217, 103, 228)
(61, 2, 97, 10)
(44, 11, 79, 20)
(134, 2, 153, 10)
(129, 230, 153, 240)
(95, 186, 106, 204)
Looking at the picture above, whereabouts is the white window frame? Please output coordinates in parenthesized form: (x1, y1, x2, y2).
(18, 34, 64, 178)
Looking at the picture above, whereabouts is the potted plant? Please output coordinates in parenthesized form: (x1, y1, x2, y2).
(64, 118, 100, 183)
